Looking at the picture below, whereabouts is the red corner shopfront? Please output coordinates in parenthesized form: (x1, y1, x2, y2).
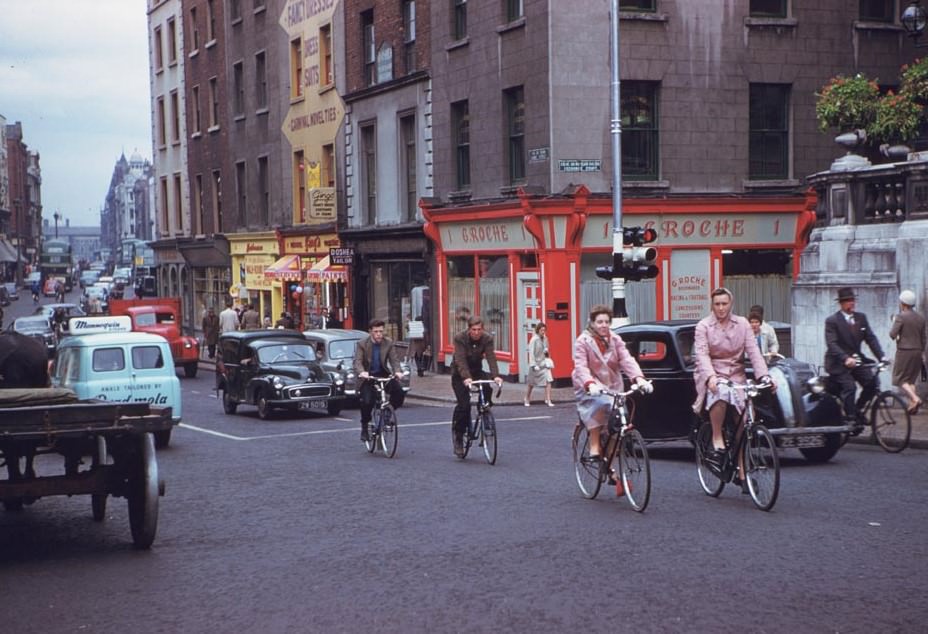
(422, 186, 815, 383)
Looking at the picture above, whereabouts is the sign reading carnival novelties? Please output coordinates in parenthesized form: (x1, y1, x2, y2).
(68, 315, 133, 335)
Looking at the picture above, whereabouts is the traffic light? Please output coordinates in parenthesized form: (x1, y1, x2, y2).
(594, 225, 660, 281)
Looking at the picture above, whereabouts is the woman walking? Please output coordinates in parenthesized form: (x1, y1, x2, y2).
(889, 289, 926, 415)
(525, 322, 554, 407)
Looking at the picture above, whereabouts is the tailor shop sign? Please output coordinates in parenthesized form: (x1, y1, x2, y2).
(582, 213, 800, 248)
(441, 220, 535, 251)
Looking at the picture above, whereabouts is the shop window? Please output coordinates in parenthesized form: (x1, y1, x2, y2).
(750, 0, 787, 17)
(859, 0, 894, 22)
(447, 256, 476, 336)
(622, 81, 659, 181)
(749, 83, 790, 180)
(479, 256, 511, 353)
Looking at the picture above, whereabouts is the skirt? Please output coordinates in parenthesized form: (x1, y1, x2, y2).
(893, 349, 923, 386)
(704, 382, 746, 415)
(527, 364, 551, 387)
(576, 393, 612, 430)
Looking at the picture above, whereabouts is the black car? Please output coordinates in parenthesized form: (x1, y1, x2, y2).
(216, 330, 345, 419)
(11, 316, 57, 358)
(616, 320, 850, 462)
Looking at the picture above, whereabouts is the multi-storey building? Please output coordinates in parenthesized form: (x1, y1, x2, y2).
(3, 121, 41, 283)
(419, 0, 918, 380)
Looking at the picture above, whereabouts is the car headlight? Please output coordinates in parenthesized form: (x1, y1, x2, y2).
(346, 372, 355, 380)
(273, 377, 284, 389)
(806, 377, 825, 395)
(184, 341, 193, 348)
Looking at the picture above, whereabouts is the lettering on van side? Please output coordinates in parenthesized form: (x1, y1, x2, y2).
(94, 392, 170, 405)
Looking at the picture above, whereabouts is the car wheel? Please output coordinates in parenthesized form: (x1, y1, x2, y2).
(256, 392, 272, 420)
(326, 400, 342, 416)
(222, 390, 238, 414)
(799, 433, 843, 463)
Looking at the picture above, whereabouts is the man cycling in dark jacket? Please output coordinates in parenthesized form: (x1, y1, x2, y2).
(451, 317, 503, 457)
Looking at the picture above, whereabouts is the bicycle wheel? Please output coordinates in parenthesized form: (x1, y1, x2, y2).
(379, 405, 398, 458)
(743, 424, 780, 511)
(871, 392, 911, 453)
(572, 424, 603, 499)
(365, 411, 378, 453)
(618, 429, 651, 512)
(480, 409, 497, 465)
(695, 422, 724, 497)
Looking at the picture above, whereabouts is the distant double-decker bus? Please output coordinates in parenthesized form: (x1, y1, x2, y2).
(40, 238, 73, 291)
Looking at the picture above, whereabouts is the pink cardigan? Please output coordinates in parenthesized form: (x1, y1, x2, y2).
(572, 330, 644, 397)
(692, 313, 768, 413)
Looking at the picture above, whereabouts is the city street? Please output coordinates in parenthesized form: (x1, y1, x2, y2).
(1, 293, 927, 632)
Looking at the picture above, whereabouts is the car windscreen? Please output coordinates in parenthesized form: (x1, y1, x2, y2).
(328, 339, 358, 360)
(14, 319, 49, 333)
(135, 313, 157, 327)
(256, 343, 316, 364)
(155, 312, 176, 324)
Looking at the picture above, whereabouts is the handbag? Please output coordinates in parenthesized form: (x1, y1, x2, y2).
(542, 358, 555, 370)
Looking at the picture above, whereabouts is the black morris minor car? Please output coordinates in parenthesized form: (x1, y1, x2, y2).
(616, 320, 852, 463)
(216, 330, 345, 419)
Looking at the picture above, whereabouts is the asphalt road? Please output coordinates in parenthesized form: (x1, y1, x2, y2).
(2, 357, 928, 632)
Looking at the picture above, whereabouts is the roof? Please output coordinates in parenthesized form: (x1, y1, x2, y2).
(219, 330, 307, 344)
(59, 331, 169, 347)
(301, 328, 368, 341)
(616, 320, 698, 334)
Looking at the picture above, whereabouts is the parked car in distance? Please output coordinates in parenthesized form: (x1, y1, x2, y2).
(11, 316, 57, 358)
(0, 285, 9, 307)
(302, 328, 411, 404)
(3, 282, 20, 301)
(216, 330, 345, 419)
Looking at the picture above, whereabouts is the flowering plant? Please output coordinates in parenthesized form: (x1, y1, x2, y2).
(901, 57, 928, 104)
(815, 74, 880, 134)
(870, 90, 923, 145)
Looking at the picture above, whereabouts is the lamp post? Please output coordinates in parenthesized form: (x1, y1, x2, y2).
(902, 1, 928, 46)
(13, 199, 23, 285)
(53, 210, 60, 238)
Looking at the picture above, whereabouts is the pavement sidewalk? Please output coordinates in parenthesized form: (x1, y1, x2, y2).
(197, 356, 928, 450)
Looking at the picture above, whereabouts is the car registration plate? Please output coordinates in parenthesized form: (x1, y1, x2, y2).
(778, 433, 826, 449)
(299, 400, 329, 411)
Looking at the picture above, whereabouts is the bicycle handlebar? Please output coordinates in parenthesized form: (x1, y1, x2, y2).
(598, 380, 653, 399)
(467, 379, 503, 397)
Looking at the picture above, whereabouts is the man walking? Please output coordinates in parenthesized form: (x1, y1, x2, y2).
(202, 306, 220, 359)
(219, 301, 240, 334)
(241, 303, 261, 330)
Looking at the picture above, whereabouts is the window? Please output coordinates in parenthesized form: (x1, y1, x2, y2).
(322, 143, 335, 188)
(208, 77, 219, 128)
(403, 1, 416, 74)
(400, 114, 417, 221)
(257, 156, 269, 226)
(453, 0, 467, 40)
(160, 177, 170, 232)
(194, 173, 204, 234)
(362, 10, 375, 86)
(452, 100, 470, 189)
(505, 86, 525, 184)
(92, 348, 125, 372)
(619, 0, 656, 10)
(154, 26, 164, 70)
(254, 0, 266, 11)
(157, 96, 166, 147)
(294, 150, 306, 222)
(233, 61, 245, 117)
(320, 25, 333, 86)
(189, 6, 199, 51)
(621, 81, 659, 181)
(170, 90, 180, 143)
(749, 83, 790, 180)
(174, 173, 184, 231)
(236, 161, 247, 226)
(230, 0, 242, 23)
(506, 0, 523, 22)
(750, 0, 787, 17)
(167, 17, 177, 64)
(290, 37, 303, 99)
(211, 169, 223, 231)
(132, 345, 165, 369)
(255, 51, 267, 109)
(206, 0, 217, 42)
(192, 85, 202, 134)
(361, 123, 377, 224)
(859, 0, 894, 22)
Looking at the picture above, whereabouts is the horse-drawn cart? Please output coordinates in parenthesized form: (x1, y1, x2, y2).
(0, 388, 173, 549)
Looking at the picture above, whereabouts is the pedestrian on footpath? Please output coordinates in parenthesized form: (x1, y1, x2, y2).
(890, 289, 926, 415)
(202, 306, 220, 359)
(219, 301, 240, 334)
(241, 304, 261, 330)
(525, 322, 554, 407)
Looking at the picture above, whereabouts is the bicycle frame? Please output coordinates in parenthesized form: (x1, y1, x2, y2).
(367, 377, 393, 435)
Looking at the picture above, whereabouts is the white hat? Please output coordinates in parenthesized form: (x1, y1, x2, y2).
(900, 289, 917, 307)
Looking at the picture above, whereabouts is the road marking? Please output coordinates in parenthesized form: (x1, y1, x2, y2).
(179, 415, 551, 441)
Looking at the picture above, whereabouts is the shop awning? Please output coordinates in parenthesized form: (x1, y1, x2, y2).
(304, 255, 348, 282)
(264, 254, 302, 280)
(0, 239, 22, 263)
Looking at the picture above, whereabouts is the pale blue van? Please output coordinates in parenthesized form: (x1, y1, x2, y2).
(52, 318, 182, 448)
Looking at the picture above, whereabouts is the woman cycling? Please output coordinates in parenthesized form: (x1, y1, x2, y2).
(572, 305, 652, 460)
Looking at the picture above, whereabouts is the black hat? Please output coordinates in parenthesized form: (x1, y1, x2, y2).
(836, 287, 856, 302)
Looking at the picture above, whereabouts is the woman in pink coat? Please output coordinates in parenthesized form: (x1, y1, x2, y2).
(693, 288, 773, 477)
(572, 305, 651, 458)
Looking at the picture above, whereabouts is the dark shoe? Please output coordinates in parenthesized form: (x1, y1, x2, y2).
(733, 476, 750, 495)
(453, 433, 465, 457)
(360, 426, 370, 442)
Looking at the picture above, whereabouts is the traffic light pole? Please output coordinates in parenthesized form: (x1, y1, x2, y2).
(609, 0, 628, 327)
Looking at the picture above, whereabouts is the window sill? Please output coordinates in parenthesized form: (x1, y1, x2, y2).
(448, 190, 472, 202)
(743, 178, 800, 189)
(205, 39, 217, 50)
(853, 21, 903, 33)
(231, 17, 243, 27)
(233, 114, 246, 122)
(499, 185, 525, 197)
(158, 144, 167, 152)
(623, 179, 669, 189)
(254, 5, 266, 15)
(445, 38, 469, 52)
(496, 17, 526, 34)
(168, 59, 178, 68)
(172, 139, 181, 147)
(155, 66, 164, 75)
(318, 83, 336, 96)
(207, 125, 221, 134)
(255, 107, 269, 116)
(191, 131, 202, 139)
(744, 16, 797, 28)
(619, 11, 668, 22)
(290, 94, 306, 105)
(188, 48, 199, 59)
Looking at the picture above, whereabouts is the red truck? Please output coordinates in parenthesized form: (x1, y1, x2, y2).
(108, 297, 201, 377)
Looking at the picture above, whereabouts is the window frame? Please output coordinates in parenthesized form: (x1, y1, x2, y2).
(859, 0, 895, 22)
(453, 0, 468, 40)
(621, 81, 660, 182)
(233, 60, 245, 117)
(748, 83, 791, 181)
(360, 122, 377, 225)
(504, 86, 526, 185)
(400, 113, 417, 221)
(257, 155, 269, 226)
(362, 10, 376, 87)
(506, 0, 524, 22)
(451, 100, 471, 189)
(255, 50, 268, 110)
(619, 0, 656, 11)
(191, 85, 202, 134)
(749, 0, 788, 18)
(235, 161, 247, 227)
(290, 37, 304, 100)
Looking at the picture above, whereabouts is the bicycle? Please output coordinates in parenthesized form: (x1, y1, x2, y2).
(835, 360, 911, 453)
(363, 377, 399, 458)
(571, 381, 652, 512)
(695, 377, 780, 511)
(456, 379, 500, 464)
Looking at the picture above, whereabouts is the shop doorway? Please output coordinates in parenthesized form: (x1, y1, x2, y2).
(517, 273, 541, 382)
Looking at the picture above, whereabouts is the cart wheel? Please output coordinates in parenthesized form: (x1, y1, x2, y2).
(128, 433, 159, 549)
(92, 436, 108, 522)
(183, 362, 198, 378)
(153, 428, 172, 449)
(222, 389, 238, 414)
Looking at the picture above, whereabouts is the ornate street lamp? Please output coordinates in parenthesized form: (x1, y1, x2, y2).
(53, 210, 61, 238)
(902, 1, 928, 46)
